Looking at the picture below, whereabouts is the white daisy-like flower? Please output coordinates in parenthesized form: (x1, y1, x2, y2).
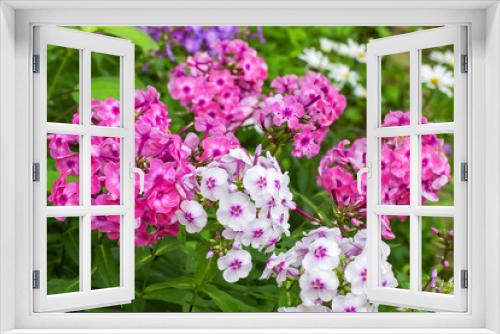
(299, 270, 339, 306)
(298, 48, 331, 70)
(353, 84, 367, 98)
(216, 191, 256, 231)
(217, 249, 252, 283)
(429, 50, 454, 66)
(319, 38, 339, 53)
(421, 64, 454, 97)
(200, 167, 229, 201)
(331, 293, 373, 312)
(326, 63, 359, 88)
(336, 39, 367, 63)
(302, 237, 341, 271)
(175, 200, 207, 233)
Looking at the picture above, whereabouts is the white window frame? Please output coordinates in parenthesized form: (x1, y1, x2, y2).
(0, 1, 499, 333)
(32, 26, 136, 312)
(365, 26, 468, 312)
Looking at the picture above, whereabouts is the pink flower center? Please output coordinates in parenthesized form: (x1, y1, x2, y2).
(360, 268, 367, 282)
(230, 204, 243, 217)
(184, 212, 194, 224)
(272, 261, 285, 274)
(257, 176, 267, 189)
(311, 278, 325, 290)
(229, 258, 243, 270)
(206, 177, 216, 190)
(344, 306, 357, 312)
(274, 179, 281, 190)
(252, 228, 264, 239)
(313, 245, 328, 259)
(282, 107, 292, 118)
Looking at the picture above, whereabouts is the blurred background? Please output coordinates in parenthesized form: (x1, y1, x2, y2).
(45, 26, 455, 312)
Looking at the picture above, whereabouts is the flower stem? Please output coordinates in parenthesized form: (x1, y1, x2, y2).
(294, 206, 321, 224)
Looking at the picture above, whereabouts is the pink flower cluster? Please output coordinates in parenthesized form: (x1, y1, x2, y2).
(48, 86, 197, 246)
(168, 39, 268, 134)
(317, 111, 451, 239)
(255, 72, 347, 158)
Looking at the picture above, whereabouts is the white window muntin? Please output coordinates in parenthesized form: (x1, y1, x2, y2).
(32, 26, 135, 312)
(366, 26, 468, 312)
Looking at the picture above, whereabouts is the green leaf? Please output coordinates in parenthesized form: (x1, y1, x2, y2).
(92, 241, 120, 288)
(143, 288, 191, 306)
(203, 284, 259, 312)
(98, 26, 159, 53)
(47, 278, 79, 294)
(144, 276, 194, 293)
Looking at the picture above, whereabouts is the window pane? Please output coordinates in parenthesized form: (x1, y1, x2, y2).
(421, 134, 453, 206)
(91, 52, 121, 127)
(91, 136, 121, 205)
(421, 216, 454, 294)
(421, 45, 454, 123)
(380, 136, 410, 205)
(380, 52, 410, 126)
(47, 134, 80, 206)
(47, 45, 80, 124)
(91, 215, 121, 289)
(47, 216, 80, 295)
(381, 215, 410, 290)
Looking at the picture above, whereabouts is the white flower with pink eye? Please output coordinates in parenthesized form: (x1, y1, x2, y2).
(345, 249, 398, 294)
(266, 167, 290, 200)
(217, 249, 252, 283)
(200, 167, 229, 201)
(175, 200, 207, 234)
(331, 293, 372, 312)
(216, 191, 256, 231)
(241, 218, 274, 249)
(299, 270, 339, 306)
(260, 252, 299, 287)
(302, 237, 341, 271)
(219, 148, 253, 179)
(243, 165, 269, 202)
(380, 261, 398, 288)
(221, 227, 244, 244)
(344, 251, 368, 295)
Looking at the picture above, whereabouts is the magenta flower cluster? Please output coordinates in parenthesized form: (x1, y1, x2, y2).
(255, 72, 347, 158)
(48, 86, 199, 246)
(317, 111, 451, 239)
(168, 39, 268, 135)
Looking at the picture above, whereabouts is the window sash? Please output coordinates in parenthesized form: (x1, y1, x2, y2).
(366, 25, 468, 312)
(32, 25, 136, 313)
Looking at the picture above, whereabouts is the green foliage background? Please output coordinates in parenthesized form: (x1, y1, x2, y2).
(45, 26, 455, 312)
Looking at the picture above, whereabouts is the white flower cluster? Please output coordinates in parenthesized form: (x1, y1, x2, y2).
(298, 39, 367, 98)
(176, 147, 296, 283)
(264, 228, 398, 312)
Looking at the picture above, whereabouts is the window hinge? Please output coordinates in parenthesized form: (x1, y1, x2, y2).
(32, 270, 40, 289)
(32, 54, 40, 73)
(32, 162, 40, 182)
(460, 162, 468, 182)
(461, 54, 468, 73)
(461, 269, 468, 289)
